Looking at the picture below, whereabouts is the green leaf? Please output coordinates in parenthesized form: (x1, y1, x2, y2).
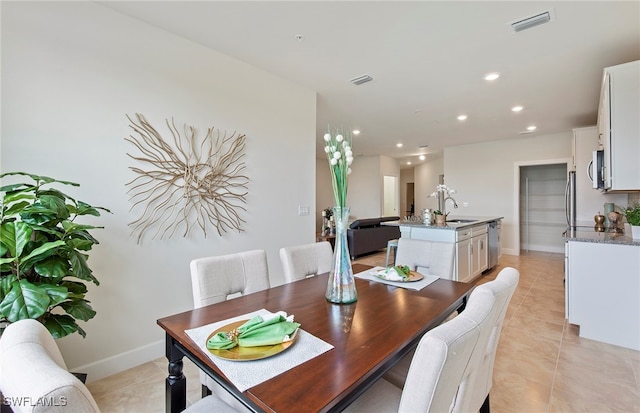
(0, 172, 79, 187)
(41, 283, 68, 306)
(60, 299, 96, 322)
(39, 194, 70, 220)
(60, 280, 88, 296)
(42, 314, 79, 338)
(19, 204, 58, 226)
(0, 279, 50, 321)
(0, 274, 17, 300)
(68, 250, 99, 285)
(34, 256, 70, 279)
(20, 240, 66, 270)
(0, 221, 32, 258)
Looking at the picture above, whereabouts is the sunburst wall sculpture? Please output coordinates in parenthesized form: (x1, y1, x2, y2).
(125, 113, 248, 243)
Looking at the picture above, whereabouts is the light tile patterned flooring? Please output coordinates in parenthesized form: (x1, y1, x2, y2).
(88, 251, 640, 412)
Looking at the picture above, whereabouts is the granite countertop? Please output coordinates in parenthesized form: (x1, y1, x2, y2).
(384, 216, 504, 230)
(563, 225, 640, 246)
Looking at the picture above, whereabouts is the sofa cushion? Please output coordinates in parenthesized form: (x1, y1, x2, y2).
(349, 218, 382, 229)
(380, 216, 400, 223)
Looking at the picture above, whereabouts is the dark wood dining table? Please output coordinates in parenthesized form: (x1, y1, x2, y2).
(157, 263, 474, 413)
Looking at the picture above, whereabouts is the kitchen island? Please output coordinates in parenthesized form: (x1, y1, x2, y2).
(386, 216, 503, 283)
(564, 226, 640, 351)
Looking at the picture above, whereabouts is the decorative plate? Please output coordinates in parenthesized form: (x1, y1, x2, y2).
(206, 320, 299, 361)
(373, 269, 425, 283)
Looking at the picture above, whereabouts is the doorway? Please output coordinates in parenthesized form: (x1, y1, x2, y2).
(406, 182, 415, 216)
(383, 175, 398, 217)
(519, 163, 567, 253)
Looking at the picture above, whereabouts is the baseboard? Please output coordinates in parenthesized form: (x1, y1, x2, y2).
(70, 339, 164, 383)
(502, 248, 519, 256)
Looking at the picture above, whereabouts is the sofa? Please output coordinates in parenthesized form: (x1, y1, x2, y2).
(347, 216, 401, 259)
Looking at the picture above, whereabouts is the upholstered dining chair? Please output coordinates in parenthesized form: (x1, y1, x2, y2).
(379, 267, 520, 413)
(189, 249, 271, 411)
(344, 279, 497, 413)
(0, 319, 101, 413)
(395, 238, 456, 279)
(279, 241, 333, 283)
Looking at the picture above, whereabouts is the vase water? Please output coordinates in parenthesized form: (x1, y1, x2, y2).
(325, 206, 357, 304)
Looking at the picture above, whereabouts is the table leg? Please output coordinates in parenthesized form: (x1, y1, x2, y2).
(165, 334, 186, 413)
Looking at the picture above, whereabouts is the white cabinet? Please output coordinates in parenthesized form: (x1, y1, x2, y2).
(455, 228, 472, 283)
(401, 221, 492, 282)
(471, 224, 488, 279)
(597, 60, 640, 191)
(566, 240, 640, 350)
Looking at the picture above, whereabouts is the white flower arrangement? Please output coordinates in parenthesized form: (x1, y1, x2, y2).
(429, 184, 456, 198)
(323, 130, 354, 207)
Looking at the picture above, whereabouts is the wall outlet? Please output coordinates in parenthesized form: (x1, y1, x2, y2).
(298, 205, 310, 216)
(463, 202, 469, 208)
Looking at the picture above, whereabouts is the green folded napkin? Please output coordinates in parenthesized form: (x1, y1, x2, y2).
(207, 313, 300, 350)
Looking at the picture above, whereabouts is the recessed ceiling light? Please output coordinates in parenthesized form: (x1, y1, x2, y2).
(396, 143, 403, 148)
(419, 155, 426, 161)
(484, 72, 500, 81)
(352, 130, 360, 135)
(407, 161, 412, 165)
(457, 115, 468, 121)
(527, 125, 537, 131)
(512, 106, 524, 112)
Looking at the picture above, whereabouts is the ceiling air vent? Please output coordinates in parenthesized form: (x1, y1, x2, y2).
(350, 74, 373, 86)
(511, 11, 552, 33)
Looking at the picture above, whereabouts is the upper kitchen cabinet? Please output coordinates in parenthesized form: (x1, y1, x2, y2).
(597, 60, 640, 192)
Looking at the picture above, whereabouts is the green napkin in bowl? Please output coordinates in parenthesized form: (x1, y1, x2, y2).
(207, 313, 300, 350)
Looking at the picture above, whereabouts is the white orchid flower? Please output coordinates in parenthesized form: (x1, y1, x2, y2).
(333, 152, 341, 159)
(324, 133, 331, 142)
(330, 158, 337, 166)
(336, 134, 343, 142)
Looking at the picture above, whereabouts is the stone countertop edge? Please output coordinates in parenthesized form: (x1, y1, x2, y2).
(383, 216, 504, 230)
(563, 226, 640, 246)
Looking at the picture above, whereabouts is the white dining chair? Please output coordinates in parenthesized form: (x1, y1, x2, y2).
(279, 241, 333, 283)
(344, 281, 497, 413)
(189, 249, 271, 411)
(0, 319, 101, 413)
(378, 267, 519, 413)
(395, 238, 455, 279)
(451, 267, 519, 413)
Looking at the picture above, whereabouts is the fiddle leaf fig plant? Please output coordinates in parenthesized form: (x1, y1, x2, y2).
(0, 172, 110, 338)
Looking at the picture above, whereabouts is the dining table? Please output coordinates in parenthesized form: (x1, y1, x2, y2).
(157, 263, 474, 413)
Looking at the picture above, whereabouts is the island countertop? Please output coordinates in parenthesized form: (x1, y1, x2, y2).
(563, 225, 640, 246)
(384, 216, 504, 230)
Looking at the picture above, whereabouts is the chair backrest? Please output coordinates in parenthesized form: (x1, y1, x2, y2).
(395, 238, 455, 279)
(190, 250, 270, 307)
(399, 289, 495, 412)
(452, 267, 519, 413)
(0, 319, 101, 413)
(279, 241, 333, 283)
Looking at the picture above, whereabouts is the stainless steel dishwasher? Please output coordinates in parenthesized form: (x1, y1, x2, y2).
(487, 220, 500, 269)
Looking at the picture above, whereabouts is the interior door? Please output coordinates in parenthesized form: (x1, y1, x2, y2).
(383, 175, 398, 217)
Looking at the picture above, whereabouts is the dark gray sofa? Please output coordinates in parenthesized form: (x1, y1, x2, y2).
(347, 216, 400, 259)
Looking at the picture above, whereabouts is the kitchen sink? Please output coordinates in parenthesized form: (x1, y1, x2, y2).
(446, 219, 478, 223)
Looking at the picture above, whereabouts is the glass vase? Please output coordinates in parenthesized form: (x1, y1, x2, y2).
(325, 206, 357, 304)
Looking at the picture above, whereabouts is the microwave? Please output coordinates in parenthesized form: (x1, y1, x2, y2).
(589, 150, 605, 189)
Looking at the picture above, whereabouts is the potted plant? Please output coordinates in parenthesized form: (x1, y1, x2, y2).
(433, 210, 448, 225)
(622, 202, 640, 240)
(0, 172, 109, 338)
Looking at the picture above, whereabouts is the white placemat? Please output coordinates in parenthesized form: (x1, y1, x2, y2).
(355, 266, 440, 291)
(184, 309, 334, 392)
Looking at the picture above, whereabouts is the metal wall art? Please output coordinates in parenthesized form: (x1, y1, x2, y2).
(125, 113, 248, 243)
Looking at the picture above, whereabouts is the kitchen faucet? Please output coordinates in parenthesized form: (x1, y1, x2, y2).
(444, 196, 458, 216)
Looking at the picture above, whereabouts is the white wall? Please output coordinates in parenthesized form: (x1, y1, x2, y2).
(414, 155, 444, 213)
(2, 2, 316, 381)
(444, 133, 572, 255)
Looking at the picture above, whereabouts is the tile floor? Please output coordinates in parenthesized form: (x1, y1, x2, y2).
(88, 251, 640, 412)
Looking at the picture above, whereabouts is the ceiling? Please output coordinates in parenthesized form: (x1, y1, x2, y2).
(101, 1, 640, 166)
